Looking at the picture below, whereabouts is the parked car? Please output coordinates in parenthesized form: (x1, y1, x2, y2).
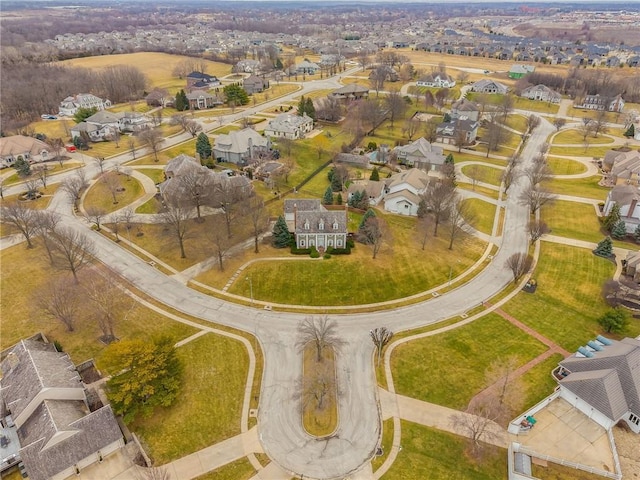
(41, 114, 58, 120)
(65, 145, 77, 153)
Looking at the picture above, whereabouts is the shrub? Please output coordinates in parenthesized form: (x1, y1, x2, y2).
(323, 253, 331, 259)
(310, 246, 320, 258)
(291, 246, 312, 255)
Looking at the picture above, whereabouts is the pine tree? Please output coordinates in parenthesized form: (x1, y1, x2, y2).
(445, 153, 454, 164)
(635, 224, 640, 243)
(223, 84, 249, 106)
(14, 156, 31, 177)
(593, 236, 613, 258)
(175, 89, 188, 111)
(604, 203, 621, 231)
(624, 124, 635, 138)
(297, 95, 307, 116)
(358, 208, 376, 231)
(334, 193, 343, 205)
(370, 167, 380, 181)
(272, 215, 291, 248)
(275, 58, 283, 70)
(611, 219, 628, 240)
(323, 186, 334, 205)
(348, 190, 361, 208)
(304, 97, 316, 121)
(195, 132, 212, 161)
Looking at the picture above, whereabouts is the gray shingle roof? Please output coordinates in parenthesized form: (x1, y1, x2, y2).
(295, 208, 347, 234)
(284, 199, 324, 215)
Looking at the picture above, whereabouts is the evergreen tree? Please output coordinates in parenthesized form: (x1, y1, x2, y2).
(611, 219, 628, 240)
(593, 236, 613, 258)
(73, 106, 98, 124)
(175, 89, 188, 111)
(323, 186, 334, 205)
(417, 199, 428, 218)
(223, 84, 249, 106)
(445, 153, 454, 164)
(304, 97, 316, 121)
(598, 308, 629, 333)
(354, 189, 369, 210)
(624, 124, 635, 138)
(635, 224, 640, 243)
(604, 203, 621, 231)
(443, 113, 452, 123)
(195, 132, 212, 160)
(334, 193, 343, 205)
(370, 167, 380, 181)
(297, 95, 307, 116)
(14, 156, 31, 177)
(275, 58, 283, 70)
(329, 168, 342, 192)
(358, 208, 376, 231)
(272, 215, 291, 248)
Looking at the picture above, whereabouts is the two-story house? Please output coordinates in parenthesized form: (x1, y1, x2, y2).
(520, 84, 562, 103)
(58, 94, 111, 117)
(283, 199, 348, 250)
(469, 79, 509, 95)
(603, 184, 640, 234)
(394, 138, 447, 173)
(416, 73, 456, 88)
(213, 128, 271, 165)
(383, 168, 430, 216)
(264, 113, 314, 140)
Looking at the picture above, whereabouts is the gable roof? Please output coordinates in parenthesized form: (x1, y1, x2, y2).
(214, 128, 269, 154)
(607, 184, 640, 207)
(452, 98, 479, 112)
(559, 337, 640, 421)
(331, 84, 369, 95)
(266, 113, 312, 134)
(0, 135, 52, 158)
(386, 168, 430, 192)
(396, 137, 445, 164)
(284, 198, 324, 215)
(85, 110, 120, 125)
(294, 206, 347, 234)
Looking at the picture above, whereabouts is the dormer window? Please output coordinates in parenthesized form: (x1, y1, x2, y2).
(319, 220, 324, 230)
(304, 220, 310, 230)
(333, 221, 339, 230)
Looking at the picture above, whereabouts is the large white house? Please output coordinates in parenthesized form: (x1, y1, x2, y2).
(58, 94, 111, 117)
(416, 73, 456, 88)
(603, 184, 640, 233)
(264, 113, 314, 140)
(469, 79, 508, 95)
(383, 168, 430, 216)
(283, 199, 348, 250)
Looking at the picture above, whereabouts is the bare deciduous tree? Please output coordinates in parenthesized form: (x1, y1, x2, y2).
(526, 162, 553, 187)
(85, 206, 107, 231)
(403, 117, 420, 141)
(102, 173, 122, 205)
(592, 109, 608, 138)
(421, 179, 457, 236)
(94, 156, 107, 175)
(505, 252, 534, 283)
(300, 360, 336, 410)
(553, 118, 566, 131)
(50, 227, 95, 282)
(162, 203, 191, 258)
(526, 114, 541, 134)
(139, 128, 164, 163)
(528, 219, 550, 244)
(61, 170, 89, 205)
(2, 202, 41, 248)
(298, 316, 342, 362)
(450, 400, 503, 458)
(370, 327, 394, 366)
(185, 120, 202, 137)
(210, 217, 232, 271)
(520, 184, 555, 215)
(241, 196, 268, 253)
(176, 170, 215, 220)
(34, 164, 49, 189)
(135, 466, 171, 480)
(416, 213, 432, 250)
(37, 276, 81, 331)
(358, 215, 389, 259)
(384, 89, 406, 128)
(447, 198, 476, 250)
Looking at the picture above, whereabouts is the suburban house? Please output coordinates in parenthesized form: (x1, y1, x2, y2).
(186, 71, 220, 92)
(186, 91, 224, 110)
(243, 75, 269, 95)
(213, 128, 271, 165)
(0, 135, 52, 167)
(436, 118, 480, 146)
(294, 60, 320, 75)
(553, 336, 640, 434)
(329, 84, 370, 102)
(58, 94, 111, 117)
(347, 181, 385, 206)
(394, 137, 447, 173)
(603, 184, 640, 233)
(520, 84, 562, 103)
(283, 199, 348, 250)
(469, 79, 509, 94)
(383, 168, 430, 216)
(117, 111, 151, 132)
(264, 113, 313, 140)
(416, 73, 456, 88)
(576, 94, 625, 113)
(70, 110, 120, 142)
(369, 65, 398, 82)
(159, 154, 252, 206)
(624, 251, 640, 282)
(508, 64, 535, 79)
(0, 334, 124, 480)
(603, 150, 640, 186)
(450, 98, 480, 122)
(234, 59, 261, 73)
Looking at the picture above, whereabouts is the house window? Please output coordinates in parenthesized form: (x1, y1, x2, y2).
(319, 220, 324, 230)
(333, 222, 338, 230)
(328, 240, 333, 247)
(304, 220, 310, 230)
(630, 414, 640, 426)
(300, 240, 305, 247)
(337, 239, 343, 247)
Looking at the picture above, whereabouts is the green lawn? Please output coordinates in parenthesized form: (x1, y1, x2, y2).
(552, 129, 614, 145)
(381, 422, 507, 480)
(83, 171, 145, 213)
(547, 176, 608, 200)
(513, 97, 559, 115)
(547, 157, 588, 176)
(193, 459, 256, 480)
(548, 145, 614, 158)
(224, 214, 486, 306)
(501, 243, 640, 352)
(504, 114, 528, 134)
(129, 333, 248, 464)
(391, 314, 547, 409)
(456, 183, 501, 201)
(2, 162, 82, 186)
(543, 200, 602, 243)
(519, 353, 564, 408)
(0, 244, 197, 363)
(127, 138, 197, 166)
(460, 164, 503, 187)
(135, 196, 163, 214)
(447, 152, 507, 168)
(462, 198, 496, 235)
(372, 418, 394, 472)
(136, 168, 166, 185)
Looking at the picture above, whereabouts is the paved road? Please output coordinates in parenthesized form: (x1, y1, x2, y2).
(4, 70, 554, 478)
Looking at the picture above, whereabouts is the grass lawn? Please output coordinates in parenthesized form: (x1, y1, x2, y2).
(302, 345, 338, 437)
(461, 164, 503, 187)
(225, 215, 485, 306)
(547, 176, 608, 200)
(128, 333, 248, 464)
(212, 125, 241, 135)
(391, 313, 548, 409)
(513, 97, 560, 115)
(547, 157, 588, 175)
(565, 107, 619, 123)
(462, 198, 497, 235)
(83, 140, 129, 159)
(531, 462, 606, 480)
(552, 129, 615, 145)
(548, 145, 614, 158)
(193, 459, 256, 480)
(372, 418, 394, 472)
(83, 171, 145, 213)
(136, 167, 166, 185)
(0, 245, 197, 363)
(28, 118, 75, 140)
(519, 353, 564, 409)
(1, 184, 61, 209)
(128, 138, 197, 166)
(381, 421, 507, 480)
(542, 200, 602, 243)
(2, 161, 82, 186)
(447, 152, 507, 168)
(504, 114, 528, 134)
(457, 182, 501, 201)
(135, 196, 163, 214)
(501, 243, 640, 352)
(108, 101, 153, 114)
(252, 84, 300, 104)
(60, 52, 232, 92)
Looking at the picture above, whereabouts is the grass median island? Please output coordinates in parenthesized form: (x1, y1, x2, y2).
(461, 164, 504, 187)
(542, 200, 602, 243)
(381, 421, 507, 480)
(391, 313, 548, 410)
(500, 243, 640, 352)
(193, 459, 256, 480)
(1, 184, 61, 209)
(552, 129, 614, 145)
(302, 343, 338, 437)
(83, 171, 144, 213)
(461, 198, 497, 235)
(547, 156, 588, 175)
(130, 333, 248, 464)
(548, 145, 613, 158)
(547, 175, 608, 200)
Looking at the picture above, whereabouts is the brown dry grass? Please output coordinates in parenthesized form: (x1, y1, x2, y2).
(302, 343, 338, 437)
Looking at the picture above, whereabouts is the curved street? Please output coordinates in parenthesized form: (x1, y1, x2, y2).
(3, 71, 555, 478)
